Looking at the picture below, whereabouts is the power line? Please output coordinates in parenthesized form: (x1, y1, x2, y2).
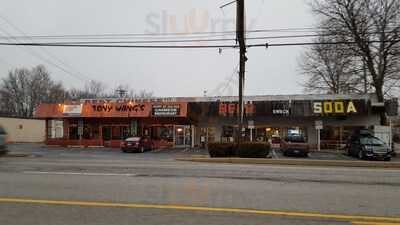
(0, 42, 254, 48)
(0, 24, 398, 41)
(210, 64, 239, 96)
(2, 31, 397, 46)
(0, 39, 398, 49)
(0, 28, 321, 40)
(0, 13, 92, 82)
(0, 27, 398, 43)
(18, 34, 325, 45)
(0, 27, 88, 82)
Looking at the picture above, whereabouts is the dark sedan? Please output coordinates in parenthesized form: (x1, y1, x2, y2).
(121, 136, 153, 153)
(347, 134, 392, 161)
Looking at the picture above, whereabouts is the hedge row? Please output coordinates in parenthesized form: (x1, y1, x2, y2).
(208, 142, 270, 158)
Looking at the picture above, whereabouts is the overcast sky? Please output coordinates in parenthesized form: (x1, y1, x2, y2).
(0, 0, 315, 97)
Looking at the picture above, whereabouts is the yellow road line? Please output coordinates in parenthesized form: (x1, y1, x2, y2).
(0, 197, 399, 223)
(352, 221, 400, 225)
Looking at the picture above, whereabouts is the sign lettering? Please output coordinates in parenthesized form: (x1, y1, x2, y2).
(218, 103, 255, 116)
(152, 105, 180, 116)
(91, 104, 146, 112)
(313, 101, 358, 114)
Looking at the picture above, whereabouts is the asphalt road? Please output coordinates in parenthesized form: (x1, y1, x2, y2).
(0, 144, 399, 225)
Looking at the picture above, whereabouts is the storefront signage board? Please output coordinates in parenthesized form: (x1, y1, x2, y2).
(63, 105, 82, 116)
(272, 101, 290, 115)
(313, 100, 358, 115)
(248, 120, 255, 129)
(152, 105, 180, 116)
(218, 103, 255, 116)
(76, 102, 188, 118)
(315, 120, 323, 130)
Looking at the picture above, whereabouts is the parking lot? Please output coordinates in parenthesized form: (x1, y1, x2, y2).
(4, 143, 209, 161)
(4, 143, 398, 162)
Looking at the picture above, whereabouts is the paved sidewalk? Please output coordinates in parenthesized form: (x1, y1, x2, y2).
(176, 157, 400, 169)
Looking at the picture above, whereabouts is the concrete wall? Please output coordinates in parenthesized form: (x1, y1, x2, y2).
(0, 117, 46, 143)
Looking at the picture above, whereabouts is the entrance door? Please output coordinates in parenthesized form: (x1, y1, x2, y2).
(102, 126, 112, 147)
(175, 125, 185, 147)
(175, 125, 193, 148)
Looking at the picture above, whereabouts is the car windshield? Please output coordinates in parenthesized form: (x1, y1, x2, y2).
(360, 137, 386, 146)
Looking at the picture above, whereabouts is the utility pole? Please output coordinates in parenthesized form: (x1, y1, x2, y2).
(219, 0, 247, 146)
(236, 0, 246, 146)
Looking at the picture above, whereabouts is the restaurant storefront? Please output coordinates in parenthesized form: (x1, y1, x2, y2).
(35, 94, 398, 150)
(36, 100, 193, 148)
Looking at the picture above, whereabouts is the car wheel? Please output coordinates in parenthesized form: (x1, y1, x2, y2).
(358, 150, 364, 160)
(384, 157, 391, 161)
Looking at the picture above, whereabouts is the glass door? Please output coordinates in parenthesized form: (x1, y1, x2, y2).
(174, 125, 185, 147)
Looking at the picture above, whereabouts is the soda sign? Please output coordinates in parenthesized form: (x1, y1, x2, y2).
(313, 100, 357, 114)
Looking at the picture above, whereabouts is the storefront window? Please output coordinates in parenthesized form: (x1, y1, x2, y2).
(221, 126, 235, 143)
(102, 126, 111, 141)
(200, 127, 216, 143)
(320, 126, 339, 140)
(184, 126, 192, 146)
(69, 126, 79, 140)
(48, 120, 64, 139)
(150, 126, 173, 142)
(256, 128, 266, 142)
(111, 126, 129, 140)
(175, 126, 185, 145)
(83, 125, 91, 139)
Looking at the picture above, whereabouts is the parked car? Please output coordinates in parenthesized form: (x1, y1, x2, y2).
(271, 135, 281, 144)
(0, 125, 7, 155)
(347, 133, 393, 161)
(121, 136, 153, 153)
(281, 135, 309, 157)
(270, 135, 281, 149)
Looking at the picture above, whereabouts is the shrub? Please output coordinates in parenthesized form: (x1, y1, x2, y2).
(0, 149, 8, 157)
(208, 142, 235, 157)
(237, 142, 270, 158)
(208, 142, 271, 158)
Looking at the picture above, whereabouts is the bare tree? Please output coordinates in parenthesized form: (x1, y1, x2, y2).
(67, 80, 106, 100)
(0, 65, 67, 117)
(300, 35, 366, 94)
(135, 90, 154, 99)
(84, 80, 106, 98)
(311, 0, 400, 124)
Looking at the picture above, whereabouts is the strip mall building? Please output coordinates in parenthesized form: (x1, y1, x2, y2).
(35, 94, 398, 149)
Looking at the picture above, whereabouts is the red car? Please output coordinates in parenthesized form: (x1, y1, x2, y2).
(121, 136, 153, 153)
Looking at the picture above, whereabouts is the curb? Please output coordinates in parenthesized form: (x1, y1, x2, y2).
(175, 157, 400, 169)
(1, 153, 31, 158)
